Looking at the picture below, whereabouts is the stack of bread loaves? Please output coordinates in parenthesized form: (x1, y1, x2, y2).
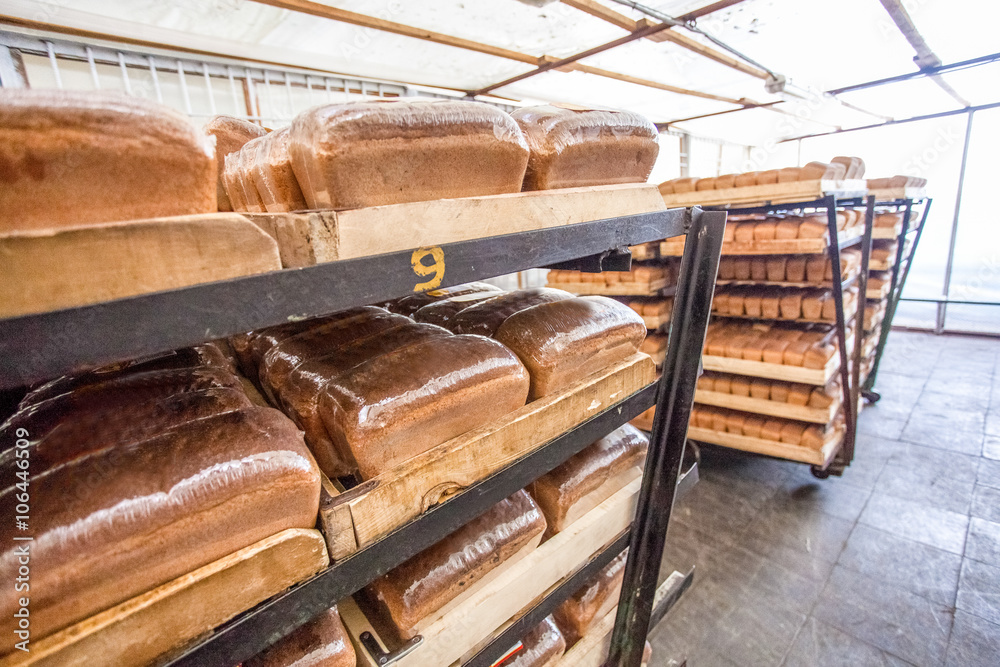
(690, 404, 839, 450)
(712, 285, 859, 323)
(717, 248, 861, 284)
(0, 343, 322, 645)
(659, 155, 865, 195)
(703, 320, 841, 370)
(698, 371, 840, 410)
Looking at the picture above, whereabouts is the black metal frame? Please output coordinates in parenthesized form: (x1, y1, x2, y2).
(860, 197, 933, 396)
(2, 206, 725, 667)
(697, 195, 876, 477)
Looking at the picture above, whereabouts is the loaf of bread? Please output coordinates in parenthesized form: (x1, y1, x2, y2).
(773, 218, 799, 240)
(671, 177, 697, 193)
(505, 616, 566, 667)
(529, 424, 647, 537)
(288, 100, 529, 209)
(250, 128, 309, 213)
(495, 296, 646, 400)
(444, 288, 574, 336)
(364, 490, 545, 641)
(204, 115, 268, 212)
(244, 607, 356, 667)
(388, 282, 503, 316)
(715, 173, 737, 189)
(0, 406, 321, 642)
(696, 177, 716, 191)
(513, 106, 658, 190)
(832, 156, 865, 179)
(412, 291, 511, 327)
(222, 150, 249, 212)
(554, 551, 626, 645)
(0, 90, 218, 231)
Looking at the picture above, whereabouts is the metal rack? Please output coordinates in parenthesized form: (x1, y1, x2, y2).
(697, 194, 876, 478)
(2, 207, 725, 667)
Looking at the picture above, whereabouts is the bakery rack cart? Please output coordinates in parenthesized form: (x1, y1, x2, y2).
(0, 206, 725, 667)
(664, 192, 876, 478)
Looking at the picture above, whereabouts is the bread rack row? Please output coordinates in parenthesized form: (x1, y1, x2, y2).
(0, 204, 725, 667)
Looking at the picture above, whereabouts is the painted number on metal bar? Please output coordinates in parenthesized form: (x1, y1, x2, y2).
(411, 246, 445, 292)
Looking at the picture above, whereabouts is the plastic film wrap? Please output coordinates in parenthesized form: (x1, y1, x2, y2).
(236, 136, 268, 213)
(506, 616, 566, 667)
(222, 151, 249, 212)
(203, 115, 267, 212)
(447, 287, 575, 337)
(0, 89, 216, 231)
(554, 550, 627, 646)
(244, 607, 356, 667)
(319, 334, 530, 479)
(529, 424, 647, 536)
(511, 106, 659, 191)
(287, 99, 529, 209)
(495, 296, 646, 400)
(250, 127, 308, 213)
(0, 406, 320, 642)
(363, 490, 545, 640)
(388, 282, 503, 316)
(412, 290, 510, 327)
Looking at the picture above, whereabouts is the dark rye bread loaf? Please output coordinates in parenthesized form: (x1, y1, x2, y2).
(447, 287, 575, 337)
(554, 550, 627, 645)
(506, 616, 566, 667)
(0, 406, 321, 643)
(363, 490, 546, 642)
(288, 100, 530, 209)
(388, 282, 503, 316)
(244, 607, 356, 667)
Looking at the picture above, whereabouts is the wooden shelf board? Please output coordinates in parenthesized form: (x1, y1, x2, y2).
(695, 389, 839, 424)
(661, 179, 868, 208)
(687, 426, 843, 467)
(545, 279, 669, 296)
(702, 354, 838, 386)
(869, 187, 927, 201)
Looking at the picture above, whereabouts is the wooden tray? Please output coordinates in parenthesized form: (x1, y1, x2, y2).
(694, 389, 840, 425)
(660, 224, 865, 257)
(629, 242, 660, 261)
(869, 187, 927, 201)
(702, 354, 839, 386)
(546, 279, 669, 296)
(319, 354, 655, 556)
(0, 213, 282, 317)
(661, 179, 868, 208)
(1, 529, 329, 667)
(341, 477, 642, 667)
(712, 300, 858, 327)
(687, 426, 842, 467)
(248, 184, 666, 268)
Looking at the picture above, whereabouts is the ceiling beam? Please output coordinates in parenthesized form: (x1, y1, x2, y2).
(570, 62, 750, 104)
(560, 0, 767, 79)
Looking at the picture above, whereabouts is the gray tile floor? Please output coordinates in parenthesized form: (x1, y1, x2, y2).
(651, 331, 1000, 666)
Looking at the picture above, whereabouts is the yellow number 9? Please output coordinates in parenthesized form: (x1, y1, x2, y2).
(411, 246, 445, 292)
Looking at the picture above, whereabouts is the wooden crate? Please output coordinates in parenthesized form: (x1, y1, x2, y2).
(687, 426, 842, 467)
(1, 529, 329, 667)
(248, 184, 666, 268)
(694, 389, 840, 425)
(340, 477, 642, 667)
(546, 279, 669, 296)
(319, 354, 656, 556)
(701, 354, 839, 386)
(0, 213, 282, 317)
(660, 179, 868, 208)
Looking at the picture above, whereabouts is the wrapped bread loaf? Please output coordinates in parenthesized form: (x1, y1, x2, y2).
(495, 296, 646, 400)
(364, 491, 546, 641)
(250, 128, 308, 212)
(245, 607, 356, 667)
(756, 169, 779, 185)
(447, 288, 574, 337)
(388, 282, 503, 316)
(288, 100, 529, 209)
(203, 115, 267, 212)
(554, 551, 627, 645)
(0, 90, 216, 231)
(696, 177, 716, 191)
(0, 406, 321, 642)
(412, 290, 509, 327)
(529, 424, 647, 537)
(222, 151, 249, 212)
(512, 106, 658, 190)
(233, 141, 268, 213)
(505, 616, 566, 667)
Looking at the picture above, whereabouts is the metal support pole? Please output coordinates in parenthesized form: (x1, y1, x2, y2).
(0, 45, 27, 87)
(606, 207, 725, 667)
(843, 196, 874, 464)
(823, 195, 854, 475)
(938, 110, 975, 333)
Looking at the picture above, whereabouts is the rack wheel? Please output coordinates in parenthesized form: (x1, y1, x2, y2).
(862, 390, 881, 403)
(810, 466, 831, 480)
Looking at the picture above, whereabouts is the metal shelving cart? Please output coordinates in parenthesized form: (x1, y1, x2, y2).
(0, 206, 725, 667)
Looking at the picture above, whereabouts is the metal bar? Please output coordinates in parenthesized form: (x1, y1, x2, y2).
(284, 72, 294, 121)
(245, 67, 260, 122)
(647, 568, 695, 630)
(44, 40, 62, 88)
(938, 111, 976, 333)
(607, 207, 725, 666)
(177, 60, 193, 114)
(162, 384, 657, 667)
(0, 44, 28, 87)
(0, 210, 687, 389)
(147, 56, 163, 103)
(203, 63, 217, 115)
(464, 532, 630, 667)
(904, 296, 1000, 307)
(829, 51, 1000, 95)
(84, 46, 100, 88)
(843, 195, 874, 465)
(823, 195, 855, 473)
(118, 52, 132, 95)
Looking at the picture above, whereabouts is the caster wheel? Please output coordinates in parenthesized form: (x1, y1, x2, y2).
(862, 390, 882, 403)
(811, 466, 831, 479)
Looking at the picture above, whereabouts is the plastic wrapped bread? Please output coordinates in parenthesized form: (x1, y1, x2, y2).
(505, 616, 566, 667)
(0, 406, 321, 642)
(222, 151, 249, 212)
(244, 607, 356, 667)
(364, 490, 546, 641)
(447, 288, 575, 337)
(412, 290, 511, 327)
(0, 90, 216, 231)
(512, 106, 658, 190)
(529, 424, 647, 537)
(388, 282, 503, 316)
(236, 139, 268, 212)
(203, 115, 267, 212)
(554, 551, 627, 645)
(250, 128, 309, 213)
(496, 296, 646, 400)
(288, 99, 529, 209)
